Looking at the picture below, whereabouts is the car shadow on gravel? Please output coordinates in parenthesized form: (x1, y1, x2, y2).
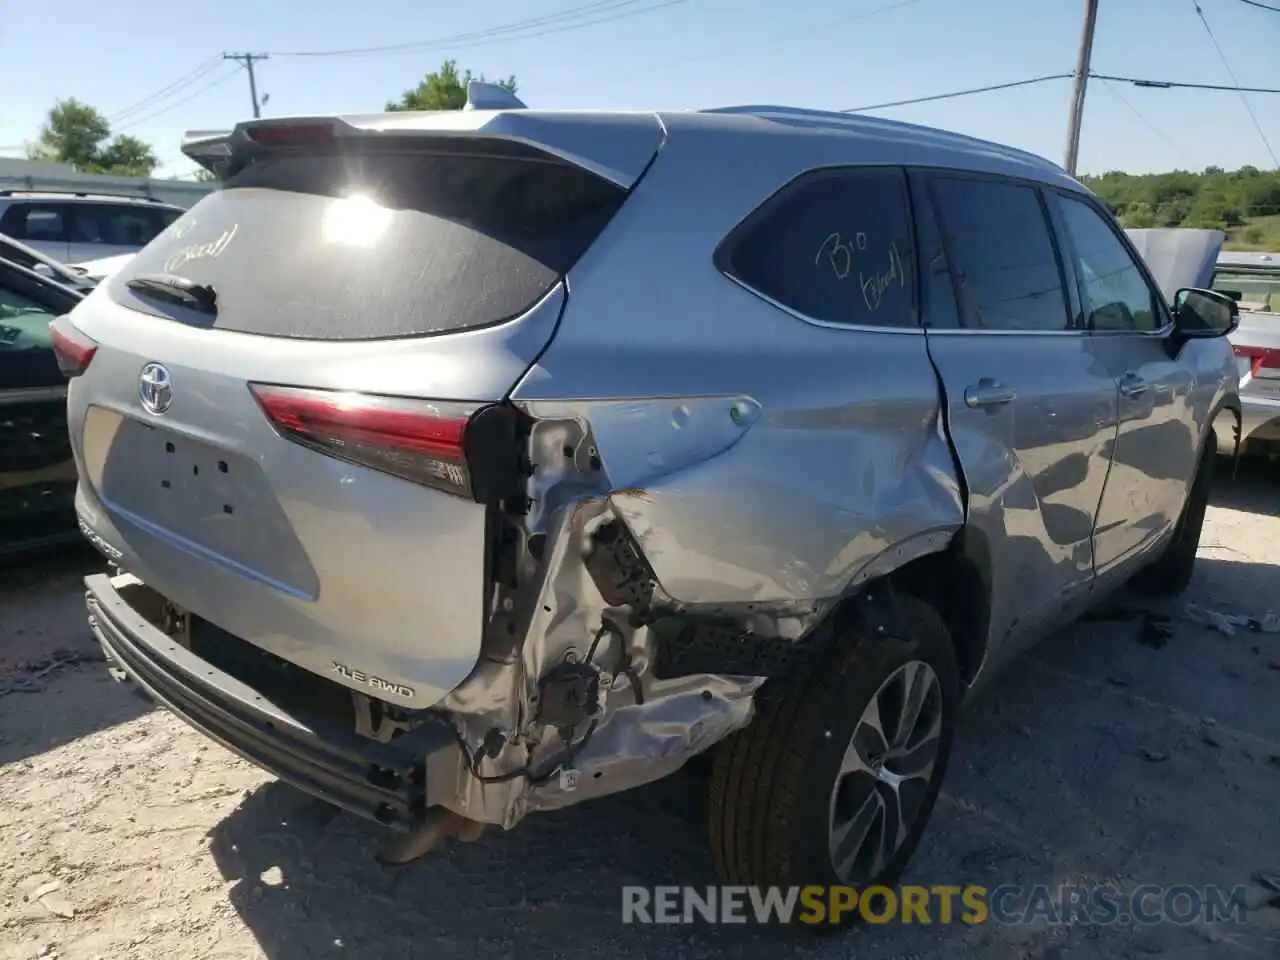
(1210, 455, 1280, 517)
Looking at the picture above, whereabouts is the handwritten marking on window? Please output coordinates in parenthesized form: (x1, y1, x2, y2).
(860, 241, 905, 313)
(163, 222, 239, 274)
(815, 231, 868, 280)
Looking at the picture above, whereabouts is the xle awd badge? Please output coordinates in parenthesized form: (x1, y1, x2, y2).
(330, 661, 416, 699)
(138, 362, 173, 415)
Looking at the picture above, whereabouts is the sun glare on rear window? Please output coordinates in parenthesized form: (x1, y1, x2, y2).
(108, 144, 629, 341)
(323, 194, 394, 248)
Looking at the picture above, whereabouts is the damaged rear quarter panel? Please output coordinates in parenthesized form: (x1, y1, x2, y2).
(510, 121, 965, 608)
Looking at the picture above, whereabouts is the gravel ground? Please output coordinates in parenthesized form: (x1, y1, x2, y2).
(2, 464, 1279, 960)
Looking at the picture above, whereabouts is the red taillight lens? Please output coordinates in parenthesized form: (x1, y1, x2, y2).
(1233, 345, 1280, 378)
(49, 316, 98, 378)
(249, 384, 478, 498)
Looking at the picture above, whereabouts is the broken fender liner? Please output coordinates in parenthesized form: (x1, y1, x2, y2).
(651, 618, 823, 680)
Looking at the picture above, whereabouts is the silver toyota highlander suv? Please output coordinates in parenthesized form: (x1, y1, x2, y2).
(56, 85, 1241, 921)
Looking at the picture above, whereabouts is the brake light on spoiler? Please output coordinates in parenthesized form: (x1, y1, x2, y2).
(243, 122, 336, 145)
(248, 384, 524, 503)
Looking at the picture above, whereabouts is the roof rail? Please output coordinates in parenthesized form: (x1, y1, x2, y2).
(464, 80, 527, 111)
(0, 187, 168, 203)
(702, 103, 1065, 174)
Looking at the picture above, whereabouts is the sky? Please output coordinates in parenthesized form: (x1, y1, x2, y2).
(1, 0, 1277, 179)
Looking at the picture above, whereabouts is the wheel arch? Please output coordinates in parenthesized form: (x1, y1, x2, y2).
(831, 525, 994, 690)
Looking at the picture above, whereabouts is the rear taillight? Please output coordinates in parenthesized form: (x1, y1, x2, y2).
(249, 384, 526, 501)
(1233, 345, 1280, 378)
(49, 316, 98, 378)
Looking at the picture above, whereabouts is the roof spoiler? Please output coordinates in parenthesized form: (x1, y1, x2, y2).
(181, 129, 235, 176)
(181, 107, 663, 188)
(464, 80, 526, 111)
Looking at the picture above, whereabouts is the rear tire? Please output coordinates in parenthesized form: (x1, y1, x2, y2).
(707, 591, 960, 930)
(1131, 435, 1215, 597)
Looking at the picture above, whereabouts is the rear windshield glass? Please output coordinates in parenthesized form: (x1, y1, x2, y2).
(109, 142, 628, 340)
(1212, 270, 1280, 316)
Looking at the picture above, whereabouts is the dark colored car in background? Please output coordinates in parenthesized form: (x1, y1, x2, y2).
(0, 258, 81, 554)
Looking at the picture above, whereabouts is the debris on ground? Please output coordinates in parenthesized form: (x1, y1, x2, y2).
(1184, 601, 1280, 637)
(1138, 614, 1174, 650)
(0, 649, 102, 697)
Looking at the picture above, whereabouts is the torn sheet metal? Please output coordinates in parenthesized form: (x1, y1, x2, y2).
(517, 396, 963, 605)
(433, 386, 963, 830)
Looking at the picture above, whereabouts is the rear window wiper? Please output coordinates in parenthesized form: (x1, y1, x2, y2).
(126, 273, 218, 316)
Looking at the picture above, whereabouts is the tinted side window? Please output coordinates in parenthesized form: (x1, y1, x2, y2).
(1054, 194, 1160, 332)
(0, 204, 69, 243)
(931, 177, 1071, 332)
(1212, 270, 1280, 314)
(720, 168, 916, 328)
(72, 205, 170, 246)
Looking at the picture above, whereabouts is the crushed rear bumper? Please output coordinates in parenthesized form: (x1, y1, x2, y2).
(1240, 394, 1280, 445)
(1213, 395, 1280, 455)
(85, 572, 456, 832)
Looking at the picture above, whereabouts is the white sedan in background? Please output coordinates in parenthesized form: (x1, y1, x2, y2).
(70, 252, 136, 282)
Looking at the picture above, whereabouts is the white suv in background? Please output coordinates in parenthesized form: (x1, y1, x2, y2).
(0, 191, 183, 263)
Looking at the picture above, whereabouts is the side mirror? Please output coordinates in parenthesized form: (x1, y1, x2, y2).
(1172, 287, 1239, 339)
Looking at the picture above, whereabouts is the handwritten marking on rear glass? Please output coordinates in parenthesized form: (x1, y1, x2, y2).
(164, 222, 239, 274)
(815, 231, 868, 280)
(816, 232, 906, 313)
(860, 241, 905, 313)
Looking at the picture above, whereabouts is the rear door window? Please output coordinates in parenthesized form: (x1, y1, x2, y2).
(929, 176, 1073, 332)
(717, 167, 917, 328)
(109, 142, 630, 341)
(73, 205, 175, 247)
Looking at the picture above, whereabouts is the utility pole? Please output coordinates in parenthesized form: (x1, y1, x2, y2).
(1063, 0, 1100, 176)
(222, 52, 269, 119)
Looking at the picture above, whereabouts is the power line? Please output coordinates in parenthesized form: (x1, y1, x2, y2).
(108, 57, 223, 123)
(1235, 0, 1280, 11)
(1190, 0, 1278, 166)
(271, 0, 685, 58)
(1090, 73, 1280, 95)
(113, 65, 244, 133)
(1098, 78, 1185, 163)
(844, 73, 1073, 112)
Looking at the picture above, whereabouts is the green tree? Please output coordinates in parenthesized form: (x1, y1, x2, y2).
(386, 59, 518, 112)
(94, 135, 159, 177)
(27, 98, 159, 177)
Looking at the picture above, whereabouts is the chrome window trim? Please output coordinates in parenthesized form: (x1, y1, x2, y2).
(719, 271, 925, 336)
